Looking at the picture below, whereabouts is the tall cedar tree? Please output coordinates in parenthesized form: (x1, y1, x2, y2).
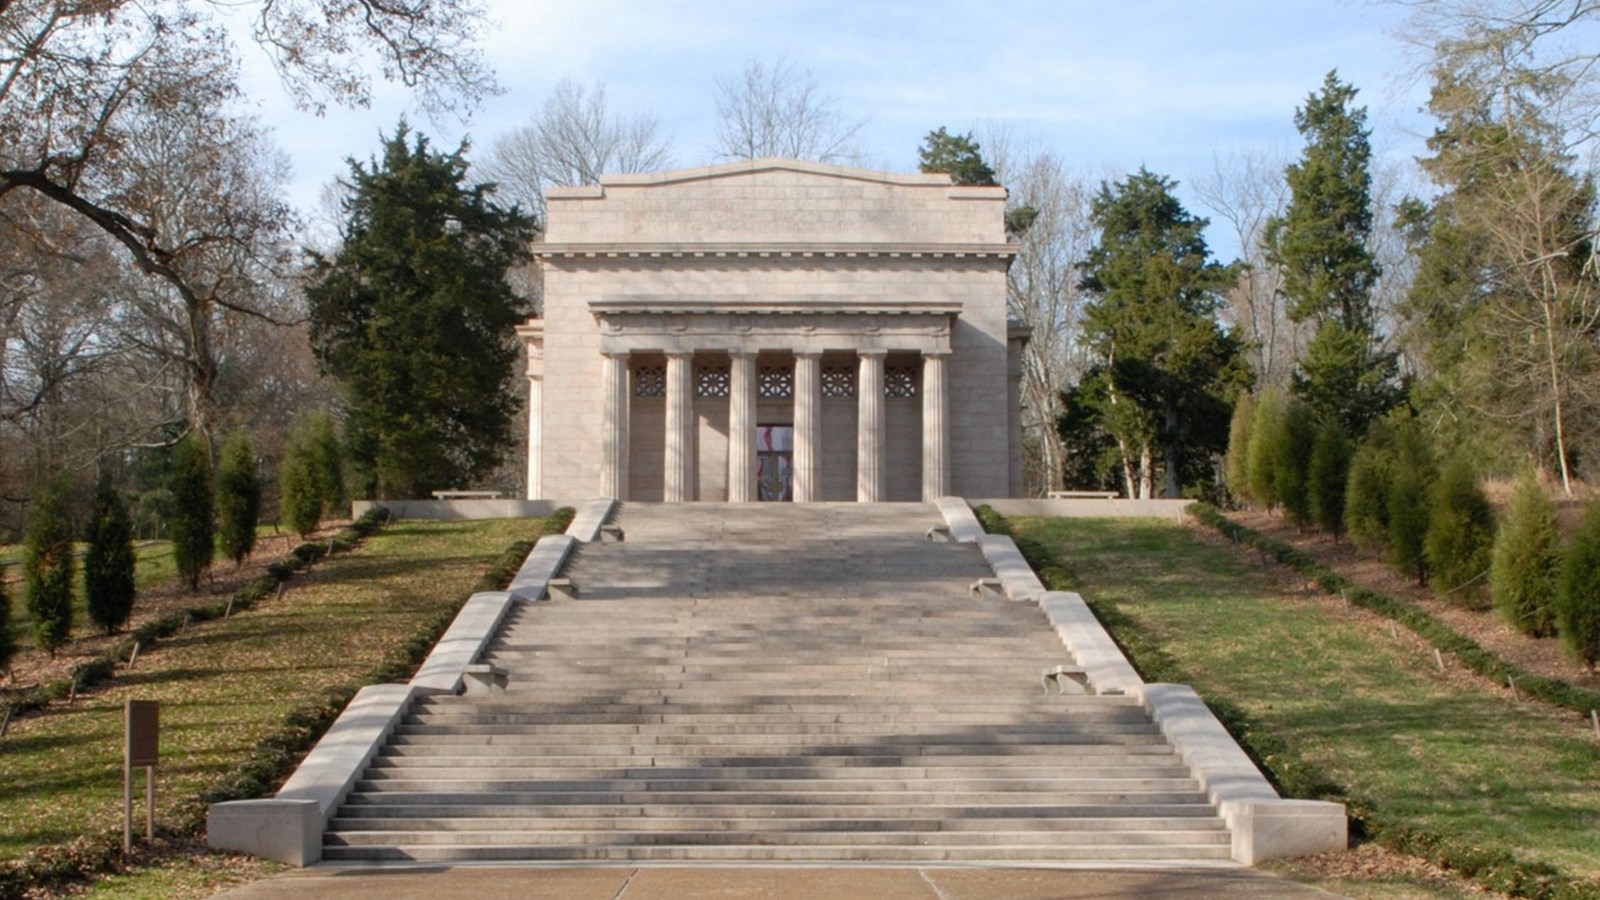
(1387, 423, 1435, 585)
(216, 431, 262, 565)
(308, 412, 348, 517)
(1307, 418, 1352, 536)
(1245, 389, 1287, 510)
(1344, 421, 1394, 551)
(170, 433, 215, 590)
(1266, 72, 1397, 433)
(23, 476, 75, 655)
(1077, 169, 1247, 499)
(1490, 472, 1559, 636)
(0, 575, 12, 676)
(1272, 398, 1318, 529)
(1424, 455, 1496, 604)
(1557, 501, 1600, 672)
(917, 128, 996, 186)
(306, 122, 534, 498)
(1224, 392, 1256, 506)
(279, 425, 325, 539)
(84, 475, 137, 633)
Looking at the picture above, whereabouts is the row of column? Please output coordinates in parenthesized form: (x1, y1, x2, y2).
(600, 350, 949, 503)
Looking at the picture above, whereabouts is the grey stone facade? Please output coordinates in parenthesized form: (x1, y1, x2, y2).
(521, 158, 1025, 502)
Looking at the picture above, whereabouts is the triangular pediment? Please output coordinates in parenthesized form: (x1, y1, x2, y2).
(597, 157, 956, 189)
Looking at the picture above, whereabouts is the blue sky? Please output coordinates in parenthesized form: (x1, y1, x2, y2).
(243, 0, 1435, 254)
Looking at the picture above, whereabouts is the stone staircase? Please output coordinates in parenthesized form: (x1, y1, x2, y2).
(322, 503, 1231, 863)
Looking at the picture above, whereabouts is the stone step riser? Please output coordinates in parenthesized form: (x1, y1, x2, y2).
(400, 714, 1155, 727)
(392, 724, 1163, 737)
(367, 762, 1193, 779)
(384, 734, 1173, 749)
(326, 816, 1227, 833)
(354, 776, 1202, 793)
(375, 747, 1181, 762)
(318, 844, 1235, 863)
(335, 803, 1222, 820)
(343, 791, 1212, 806)
(324, 829, 1231, 848)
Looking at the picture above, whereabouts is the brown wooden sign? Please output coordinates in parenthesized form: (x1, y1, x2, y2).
(125, 700, 159, 767)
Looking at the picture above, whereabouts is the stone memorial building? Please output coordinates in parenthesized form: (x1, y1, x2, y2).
(518, 158, 1025, 503)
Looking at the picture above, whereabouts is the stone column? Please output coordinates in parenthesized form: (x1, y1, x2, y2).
(599, 352, 629, 499)
(728, 351, 757, 503)
(664, 351, 695, 502)
(921, 351, 950, 500)
(856, 350, 886, 502)
(793, 352, 822, 502)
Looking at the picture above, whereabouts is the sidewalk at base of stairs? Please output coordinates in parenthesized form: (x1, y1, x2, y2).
(209, 864, 1345, 900)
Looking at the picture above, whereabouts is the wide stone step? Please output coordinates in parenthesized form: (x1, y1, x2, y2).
(318, 843, 1235, 862)
(412, 696, 1139, 711)
(324, 828, 1230, 848)
(384, 732, 1172, 749)
(367, 760, 1193, 779)
(392, 721, 1162, 736)
(341, 789, 1212, 806)
(353, 774, 1201, 793)
(335, 802, 1223, 820)
(374, 745, 1182, 762)
(399, 712, 1152, 727)
(327, 815, 1228, 834)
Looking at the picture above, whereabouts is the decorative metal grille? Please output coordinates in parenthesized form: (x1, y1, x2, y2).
(821, 365, 855, 398)
(634, 365, 665, 398)
(697, 366, 730, 398)
(758, 366, 793, 399)
(885, 365, 918, 398)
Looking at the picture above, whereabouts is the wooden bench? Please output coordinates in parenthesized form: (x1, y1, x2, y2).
(431, 490, 504, 500)
(1042, 664, 1091, 695)
(462, 663, 509, 695)
(1046, 490, 1120, 500)
(546, 577, 578, 601)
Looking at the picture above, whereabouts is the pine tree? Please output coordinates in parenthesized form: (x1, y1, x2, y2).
(84, 474, 136, 634)
(1307, 418, 1352, 536)
(1386, 423, 1435, 585)
(170, 433, 215, 591)
(279, 432, 324, 539)
(1265, 71, 1397, 433)
(1344, 422, 1394, 552)
(1556, 501, 1600, 672)
(1224, 393, 1256, 506)
(916, 127, 997, 186)
(1491, 472, 1559, 636)
(1246, 389, 1287, 511)
(1272, 398, 1318, 528)
(305, 121, 535, 498)
(216, 431, 262, 565)
(1424, 455, 1496, 604)
(23, 476, 75, 655)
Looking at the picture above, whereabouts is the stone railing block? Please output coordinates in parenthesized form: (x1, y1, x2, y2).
(976, 534, 1045, 603)
(410, 591, 516, 695)
(567, 497, 618, 542)
(1038, 592, 1143, 696)
(934, 496, 985, 544)
(506, 534, 576, 600)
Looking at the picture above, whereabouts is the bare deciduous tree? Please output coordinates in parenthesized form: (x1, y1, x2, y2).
(485, 79, 673, 223)
(712, 57, 868, 164)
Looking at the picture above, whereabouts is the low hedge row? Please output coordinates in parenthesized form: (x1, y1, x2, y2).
(1188, 503, 1600, 717)
(980, 504, 1597, 899)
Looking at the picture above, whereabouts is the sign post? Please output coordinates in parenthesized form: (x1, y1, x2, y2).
(124, 700, 158, 854)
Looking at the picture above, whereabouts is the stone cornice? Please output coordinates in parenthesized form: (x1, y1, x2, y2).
(532, 241, 1016, 261)
(590, 298, 963, 317)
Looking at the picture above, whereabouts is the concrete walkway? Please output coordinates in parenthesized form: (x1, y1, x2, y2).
(212, 865, 1345, 899)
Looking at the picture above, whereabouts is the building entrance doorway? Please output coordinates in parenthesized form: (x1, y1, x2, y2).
(755, 425, 793, 501)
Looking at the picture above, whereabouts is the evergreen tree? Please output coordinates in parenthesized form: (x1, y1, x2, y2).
(1224, 392, 1256, 506)
(1266, 71, 1397, 433)
(1424, 455, 1496, 604)
(169, 433, 215, 591)
(0, 575, 13, 677)
(279, 432, 324, 539)
(1307, 418, 1352, 536)
(917, 127, 997, 186)
(1556, 501, 1600, 672)
(308, 412, 348, 517)
(23, 476, 75, 655)
(1344, 421, 1395, 552)
(1077, 168, 1248, 499)
(1272, 398, 1318, 528)
(1246, 389, 1287, 511)
(1386, 423, 1435, 585)
(216, 431, 262, 565)
(84, 474, 136, 634)
(306, 121, 535, 498)
(1491, 472, 1559, 636)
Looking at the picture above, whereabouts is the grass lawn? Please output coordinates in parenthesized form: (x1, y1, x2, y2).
(0, 517, 542, 861)
(1011, 517, 1600, 885)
